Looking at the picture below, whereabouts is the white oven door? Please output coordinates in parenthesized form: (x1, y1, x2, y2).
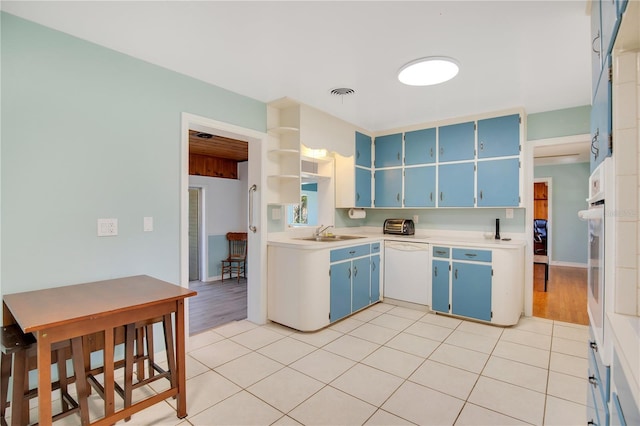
(579, 204, 605, 346)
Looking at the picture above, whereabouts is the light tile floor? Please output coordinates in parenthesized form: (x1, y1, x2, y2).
(10, 303, 590, 425)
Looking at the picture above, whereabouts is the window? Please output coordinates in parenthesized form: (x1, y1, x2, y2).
(288, 183, 318, 226)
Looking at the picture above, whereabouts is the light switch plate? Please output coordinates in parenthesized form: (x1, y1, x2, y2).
(144, 216, 153, 232)
(505, 208, 514, 219)
(97, 218, 118, 236)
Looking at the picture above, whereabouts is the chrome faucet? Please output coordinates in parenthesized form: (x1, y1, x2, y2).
(315, 224, 333, 237)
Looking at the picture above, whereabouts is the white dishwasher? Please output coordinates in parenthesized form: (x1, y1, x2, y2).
(384, 240, 430, 306)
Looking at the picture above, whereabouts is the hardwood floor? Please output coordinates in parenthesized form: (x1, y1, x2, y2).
(188, 278, 247, 335)
(533, 263, 589, 325)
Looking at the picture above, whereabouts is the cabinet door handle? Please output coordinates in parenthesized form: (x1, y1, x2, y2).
(479, 141, 484, 151)
(436, 250, 446, 255)
(590, 341, 598, 352)
(348, 267, 351, 279)
(592, 30, 601, 56)
(454, 269, 458, 279)
(480, 190, 483, 200)
(356, 150, 360, 159)
(397, 152, 401, 161)
(588, 375, 598, 386)
(430, 147, 434, 157)
(440, 192, 443, 201)
(591, 130, 600, 159)
(349, 250, 356, 255)
(353, 265, 358, 277)
(430, 192, 433, 202)
(434, 266, 438, 277)
(396, 193, 400, 202)
(356, 192, 360, 201)
(465, 253, 477, 258)
(372, 261, 376, 272)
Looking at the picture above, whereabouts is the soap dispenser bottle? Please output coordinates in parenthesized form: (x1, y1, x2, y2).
(495, 218, 501, 240)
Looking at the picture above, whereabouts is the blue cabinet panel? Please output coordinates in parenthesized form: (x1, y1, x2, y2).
(613, 352, 640, 426)
(375, 133, 403, 167)
(438, 121, 475, 162)
(330, 262, 351, 322)
(404, 166, 436, 207)
(371, 242, 380, 253)
(375, 168, 403, 207)
(432, 246, 450, 258)
(601, 0, 619, 56)
(477, 114, 520, 158)
(452, 262, 492, 321)
(617, 0, 628, 17)
(591, 58, 612, 173)
(355, 131, 372, 168)
(352, 257, 371, 312)
(371, 254, 380, 303)
(330, 244, 371, 263)
(452, 248, 492, 263)
(432, 259, 450, 313)
(438, 163, 475, 207)
(355, 167, 372, 207)
(477, 158, 520, 207)
(591, 0, 603, 96)
(405, 128, 436, 165)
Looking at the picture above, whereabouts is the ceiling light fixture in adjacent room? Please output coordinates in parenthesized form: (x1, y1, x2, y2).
(398, 56, 460, 86)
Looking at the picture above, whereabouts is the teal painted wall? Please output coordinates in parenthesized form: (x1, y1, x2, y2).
(208, 235, 229, 277)
(534, 162, 590, 264)
(1, 13, 266, 294)
(527, 106, 591, 141)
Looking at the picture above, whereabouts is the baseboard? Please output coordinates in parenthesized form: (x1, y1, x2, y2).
(550, 260, 588, 268)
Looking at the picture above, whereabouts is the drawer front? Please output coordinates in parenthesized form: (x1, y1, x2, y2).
(331, 244, 371, 263)
(452, 248, 492, 262)
(371, 242, 381, 254)
(587, 381, 605, 426)
(432, 246, 450, 259)
(589, 328, 611, 399)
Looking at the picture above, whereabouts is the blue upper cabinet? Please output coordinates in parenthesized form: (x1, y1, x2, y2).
(591, 0, 603, 97)
(477, 158, 520, 207)
(438, 163, 475, 207)
(591, 56, 612, 173)
(617, 0, 628, 17)
(374, 133, 403, 168)
(438, 121, 475, 162)
(355, 131, 372, 168)
(355, 167, 372, 207)
(601, 0, 619, 57)
(477, 114, 520, 159)
(405, 128, 436, 165)
(404, 166, 436, 207)
(374, 168, 402, 207)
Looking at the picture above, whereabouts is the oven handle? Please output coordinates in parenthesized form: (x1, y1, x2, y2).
(578, 209, 602, 221)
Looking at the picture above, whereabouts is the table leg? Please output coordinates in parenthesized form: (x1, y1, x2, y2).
(175, 300, 187, 419)
(36, 334, 53, 426)
(544, 263, 549, 292)
(103, 328, 115, 419)
(71, 337, 90, 425)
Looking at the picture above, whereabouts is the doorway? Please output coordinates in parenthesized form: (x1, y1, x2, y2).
(180, 113, 267, 341)
(188, 188, 201, 282)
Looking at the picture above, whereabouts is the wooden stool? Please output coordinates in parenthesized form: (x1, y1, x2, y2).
(0, 325, 89, 426)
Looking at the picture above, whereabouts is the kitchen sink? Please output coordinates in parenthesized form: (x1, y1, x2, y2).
(295, 235, 366, 242)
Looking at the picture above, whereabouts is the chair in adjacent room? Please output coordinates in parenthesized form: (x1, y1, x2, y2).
(221, 232, 248, 282)
(533, 219, 548, 255)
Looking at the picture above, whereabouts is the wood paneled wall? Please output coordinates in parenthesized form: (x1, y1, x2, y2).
(534, 182, 548, 220)
(189, 154, 238, 179)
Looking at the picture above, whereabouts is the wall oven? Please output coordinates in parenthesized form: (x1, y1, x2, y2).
(578, 157, 611, 358)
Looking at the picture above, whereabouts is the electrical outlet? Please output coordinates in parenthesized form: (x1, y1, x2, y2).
(413, 215, 419, 224)
(97, 218, 118, 236)
(144, 217, 153, 232)
(505, 208, 514, 219)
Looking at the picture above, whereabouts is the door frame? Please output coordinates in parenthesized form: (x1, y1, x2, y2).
(180, 113, 267, 340)
(188, 186, 206, 281)
(533, 177, 553, 262)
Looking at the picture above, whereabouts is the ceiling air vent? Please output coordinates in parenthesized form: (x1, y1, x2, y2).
(196, 132, 213, 139)
(330, 87, 355, 96)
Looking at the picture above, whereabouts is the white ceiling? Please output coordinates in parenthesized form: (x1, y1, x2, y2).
(2, 1, 592, 135)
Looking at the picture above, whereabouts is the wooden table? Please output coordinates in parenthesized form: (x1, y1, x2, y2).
(2, 275, 196, 426)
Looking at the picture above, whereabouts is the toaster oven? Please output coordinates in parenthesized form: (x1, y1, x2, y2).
(383, 219, 415, 235)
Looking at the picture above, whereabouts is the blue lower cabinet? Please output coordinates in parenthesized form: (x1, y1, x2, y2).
(477, 158, 520, 207)
(352, 257, 372, 312)
(432, 260, 450, 313)
(375, 168, 402, 207)
(438, 163, 475, 207)
(452, 262, 492, 321)
(329, 262, 351, 322)
(405, 166, 436, 207)
(371, 254, 380, 303)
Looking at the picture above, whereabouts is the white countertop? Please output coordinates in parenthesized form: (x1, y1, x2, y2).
(268, 228, 526, 250)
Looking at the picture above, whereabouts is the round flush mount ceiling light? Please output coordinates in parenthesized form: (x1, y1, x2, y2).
(398, 57, 460, 86)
